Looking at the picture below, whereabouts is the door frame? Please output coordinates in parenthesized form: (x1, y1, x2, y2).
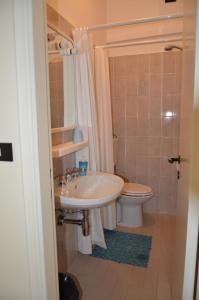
(12, 0, 199, 299)
(13, 1, 59, 299)
(182, 0, 199, 296)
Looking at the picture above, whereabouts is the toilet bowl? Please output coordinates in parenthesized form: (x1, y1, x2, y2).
(117, 182, 153, 227)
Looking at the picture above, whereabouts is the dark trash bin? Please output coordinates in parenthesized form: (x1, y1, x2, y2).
(59, 272, 79, 300)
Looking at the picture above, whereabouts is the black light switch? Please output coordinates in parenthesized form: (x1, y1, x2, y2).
(0, 143, 13, 161)
(165, 0, 176, 2)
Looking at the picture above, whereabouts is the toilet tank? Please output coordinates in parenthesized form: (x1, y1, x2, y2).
(113, 136, 119, 166)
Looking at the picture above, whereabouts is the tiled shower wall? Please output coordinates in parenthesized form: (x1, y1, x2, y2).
(109, 52, 182, 214)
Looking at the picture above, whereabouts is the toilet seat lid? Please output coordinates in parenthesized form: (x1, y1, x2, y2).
(122, 182, 153, 196)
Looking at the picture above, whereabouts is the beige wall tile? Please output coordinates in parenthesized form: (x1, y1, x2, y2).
(137, 118, 150, 137)
(158, 196, 173, 214)
(113, 77, 128, 98)
(114, 56, 129, 79)
(160, 157, 174, 177)
(163, 52, 176, 74)
(163, 73, 176, 95)
(138, 74, 149, 96)
(175, 72, 182, 93)
(113, 97, 126, 118)
(162, 94, 174, 115)
(135, 137, 149, 156)
(144, 195, 158, 214)
(173, 93, 181, 117)
(159, 176, 173, 197)
(150, 74, 162, 97)
(126, 74, 138, 96)
(115, 116, 125, 137)
(172, 139, 179, 156)
(110, 52, 181, 214)
(137, 96, 150, 117)
(161, 137, 174, 157)
(149, 118, 162, 137)
(175, 52, 182, 74)
(125, 116, 137, 137)
(149, 96, 162, 117)
(135, 175, 148, 185)
(148, 137, 161, 156)
(148, 157, 160, 177)
(126, 97, 138, 117)
(126, 138, 137, 159)
(137, 54, 150, 74)
(125, 55, 138, 74)
(136, 156, 149, 177)
(49, 61, 64, 128)
(149, 53, 163, 74)
(162, 117, 175, 138)
(147, 176, 160, 197)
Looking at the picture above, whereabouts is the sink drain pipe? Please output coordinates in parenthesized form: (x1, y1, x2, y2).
(57, 209, 90, 236)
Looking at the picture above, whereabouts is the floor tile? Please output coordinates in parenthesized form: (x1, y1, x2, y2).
(67, 214, 173, 300)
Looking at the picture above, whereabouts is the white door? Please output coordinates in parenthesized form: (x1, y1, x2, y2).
(0, 1, 59, 299)
(172, 0, 199, 299)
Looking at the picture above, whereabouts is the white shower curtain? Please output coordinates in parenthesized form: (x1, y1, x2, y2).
(73, 28, 100, 171)
(73, 28, 106, 253)
(94, 48, 114, 173)
(73, 29, 116, 254)
(94, 48, 116, 230)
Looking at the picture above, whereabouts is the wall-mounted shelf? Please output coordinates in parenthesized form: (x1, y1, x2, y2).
(52, 140, 88, 158)
(51, 125, 76, 134)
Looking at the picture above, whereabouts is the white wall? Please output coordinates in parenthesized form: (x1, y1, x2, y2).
(107, 0, 183, 22)
(0, 1, 58, 299)
(48, 0, 183, 54)
(48, 0, 107, 27)
(47, 0, 107, 49)
(106, 0, 183, 56)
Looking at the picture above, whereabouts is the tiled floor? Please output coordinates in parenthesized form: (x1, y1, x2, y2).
(68, 214, 175, 300)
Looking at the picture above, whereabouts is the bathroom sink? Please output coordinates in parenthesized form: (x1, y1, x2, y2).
(57, 172, 124, 209)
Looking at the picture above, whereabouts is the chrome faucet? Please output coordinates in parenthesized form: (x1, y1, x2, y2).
(53, 168, 81, 194)
(65, 168, 81, 181)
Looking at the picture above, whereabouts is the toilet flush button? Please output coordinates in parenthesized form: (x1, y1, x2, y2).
(0, 143, 13, 161)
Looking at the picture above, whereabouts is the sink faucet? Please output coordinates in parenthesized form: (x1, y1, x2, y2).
(54, 168, 81, 195)
(65, 168, 81, 181)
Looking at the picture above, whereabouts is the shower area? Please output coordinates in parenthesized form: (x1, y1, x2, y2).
(109, 50, 182, 214)
(91, 14, 184, 216)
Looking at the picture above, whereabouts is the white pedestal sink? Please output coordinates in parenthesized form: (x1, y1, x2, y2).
(57, 172, 124, 209)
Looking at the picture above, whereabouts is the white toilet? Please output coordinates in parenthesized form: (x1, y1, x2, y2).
(117, 183, 153, 227)
(113, 136, 153, 227)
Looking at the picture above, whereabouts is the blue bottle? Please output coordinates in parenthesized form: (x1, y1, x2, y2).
(79, 157, 88, 176)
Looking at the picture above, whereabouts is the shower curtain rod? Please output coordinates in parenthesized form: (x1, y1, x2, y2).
(103, 32, 182, 47)
(95, 37, 182, 49)
(88, 13, 183, 32)
(48, 23, 74, 46)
